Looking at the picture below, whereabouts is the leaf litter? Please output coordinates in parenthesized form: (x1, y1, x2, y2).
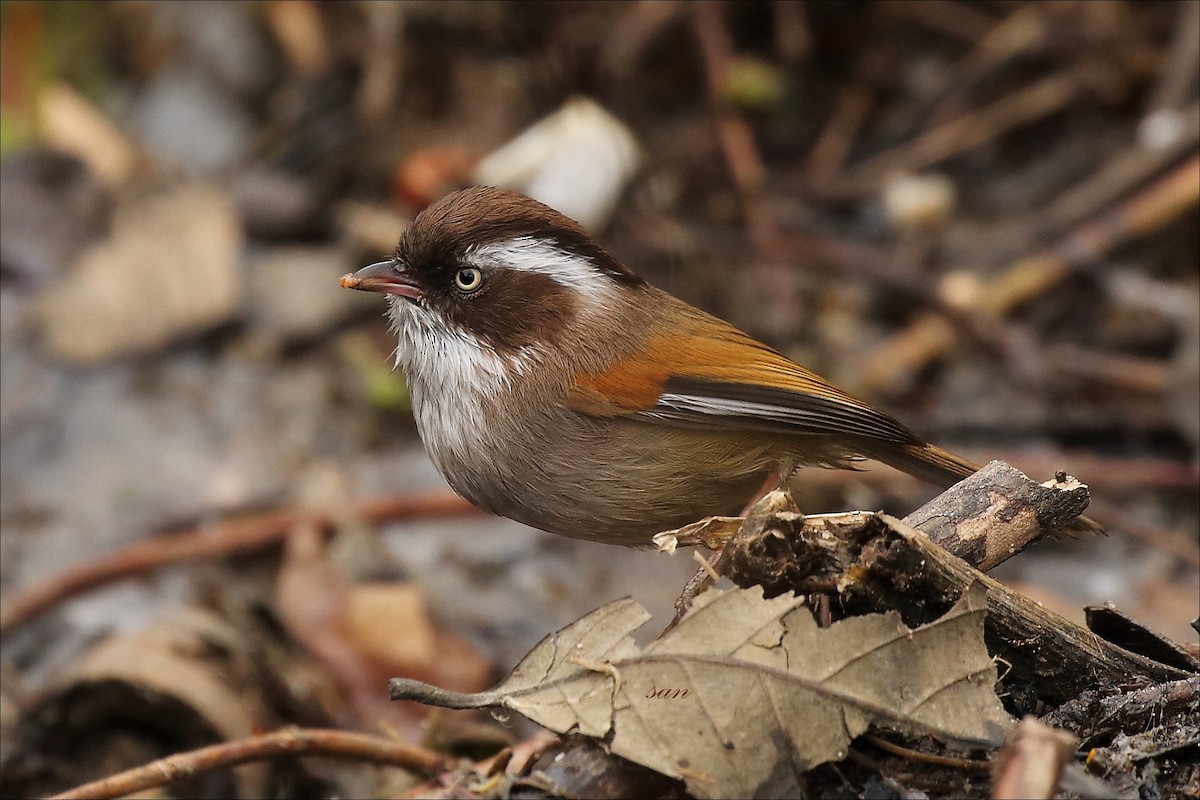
(391, 582, 1012, 798)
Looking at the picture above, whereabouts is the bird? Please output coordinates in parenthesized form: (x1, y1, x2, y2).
(341, 186, 1100, 546)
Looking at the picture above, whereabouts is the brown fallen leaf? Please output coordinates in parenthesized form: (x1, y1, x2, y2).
(277, 522, 493, 746)
(38, 183, 242, 363)
(40, 83, 137, 186)
(391, 583, 1012, 799)
(277, 522, 420, 737)
(347, 582, 436, 670)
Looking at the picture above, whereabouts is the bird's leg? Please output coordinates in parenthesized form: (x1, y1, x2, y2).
(740, 470, 787, 512)
(668, 471, 785, 626)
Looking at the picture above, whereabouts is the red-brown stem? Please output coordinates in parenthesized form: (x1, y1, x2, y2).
(0, 492, 477, 634)
(49, 726, 454, 800)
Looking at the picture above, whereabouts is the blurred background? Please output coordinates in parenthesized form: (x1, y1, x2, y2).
(1, 1, 1197, 796)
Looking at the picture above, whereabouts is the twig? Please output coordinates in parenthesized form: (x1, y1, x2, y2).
(657, 455, 1197, 567)
(861, 153, 1200, 395)
(902, 461, 1092, 572)
(991, 717, 1078, 800)
(937, 106, 1196, 262)
(1085, 604, 1200, 674)
(690, 3, 799, 334)
(924, 4, 1050, 130)
(275, 520, 416, 735)
(818, 70, 1087, 198)
(773, 227, 1022, 352)
(877, 0, 998, 43)
(772, 0, 810, 63)
(690, 4, 769, 228)
(779, 228, 937, 299)
(862, 733, 990, 772)
(598, 1, 687, 83)
(805, 82, 874, 184)
(0, 492, 477, 634)
(357, 3, 406, 127)
(48, 726, 453, 800)
(1144, 1, 1200, 121)
(1035, 104, 1200, 245)
(1039, 343, 1172, 394)
(263, 0, 331, 78)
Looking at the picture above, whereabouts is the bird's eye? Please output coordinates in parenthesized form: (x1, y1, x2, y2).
(453, 267, 483, 293)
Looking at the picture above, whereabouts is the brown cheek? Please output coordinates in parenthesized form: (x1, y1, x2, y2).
(446, 272, 578, 353)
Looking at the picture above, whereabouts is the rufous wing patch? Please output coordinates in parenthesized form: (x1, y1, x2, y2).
(568, 306, 917, 443)
(568, 346, 671, 416)
(569, 310, 854, 415)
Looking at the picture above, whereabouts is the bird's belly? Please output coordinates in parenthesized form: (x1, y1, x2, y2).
(415, 399, 780, 545)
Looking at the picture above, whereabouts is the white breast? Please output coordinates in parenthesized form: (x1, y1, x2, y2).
(387, 300, 518, 481)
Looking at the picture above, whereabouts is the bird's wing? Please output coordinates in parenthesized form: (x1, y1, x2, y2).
(567, 307, 919, 444)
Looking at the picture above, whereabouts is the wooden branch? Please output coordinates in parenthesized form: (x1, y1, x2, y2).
(1043, 676, 1200, 746)
(903, 460, 1090, 571)
(701, 459, 1087, 583)
(717, 506, 1191, 707)
(1085, 713, 1200, 775)
(1084, 603, 1200, 673)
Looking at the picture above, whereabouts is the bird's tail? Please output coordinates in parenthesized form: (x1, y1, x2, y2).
(867, 442, 980, 489)
(862, 441, 1104, 537)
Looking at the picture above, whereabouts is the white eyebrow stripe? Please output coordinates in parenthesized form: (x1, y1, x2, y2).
(463, 236, 617, 300)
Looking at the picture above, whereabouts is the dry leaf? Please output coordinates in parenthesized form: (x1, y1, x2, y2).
(391, 583, 1011, 799)
(347, 582, 436, 670)
(40, 83, 137, 186)
(39, 183, 242, 363)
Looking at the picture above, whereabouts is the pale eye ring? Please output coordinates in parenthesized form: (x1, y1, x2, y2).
(453, 267, 483, 293)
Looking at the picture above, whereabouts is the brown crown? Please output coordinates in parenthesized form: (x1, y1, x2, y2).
(396, 186, 644, 286)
